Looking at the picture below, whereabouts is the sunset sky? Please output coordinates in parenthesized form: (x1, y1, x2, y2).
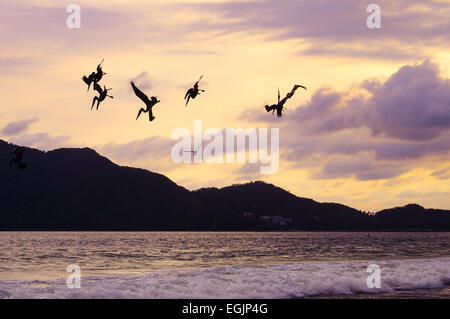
(1, 0, 449, 211)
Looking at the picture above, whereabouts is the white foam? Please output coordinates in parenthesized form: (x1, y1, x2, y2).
(1, 258, 449, 299)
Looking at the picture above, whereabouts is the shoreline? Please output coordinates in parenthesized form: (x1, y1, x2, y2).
(308, 285, 450, 299)
(1, 230, 450, 232)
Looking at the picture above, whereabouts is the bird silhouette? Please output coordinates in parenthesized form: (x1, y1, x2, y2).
(91, 83, 113, 110)
(184, 142, 203, 155)
(94, 59, 106, 82)
(9, 146, 27, 170)
(82, 59, 106, 91)
(185, 75, 205, 107)
(131, 81, 160, 121)
(82, 72, 97, 92)
(265, 85, 306, 118)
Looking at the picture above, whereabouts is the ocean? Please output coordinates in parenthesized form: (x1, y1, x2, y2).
(0, 232, 449, 299)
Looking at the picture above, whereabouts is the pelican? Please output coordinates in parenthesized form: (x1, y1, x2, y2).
(184, 142, 203, 155)
(91, 83, 113, 110)
(265, 85, 306, 118)
(82, 59, 106, 91)
(131, 81, 160, 121)
(9, 146, 27, 170)
(82, 72, 97, 92)
(184, 75, 205, 107)
(94, 59, 106, 83)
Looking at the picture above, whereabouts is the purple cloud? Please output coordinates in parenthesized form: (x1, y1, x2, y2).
(0, 57, 37, 73)
(184, 0, 450, 60)
(96, 136, 174, 163)
(1, 118, 38, 136)
(244, 61, 450, 180)
(3, 1, 447, 61)
(9, 132, 71, 151)
(313, 154, 409, 181)
(430, 167, 450, 180)
(129, 72, 154, 92)
(278, 61, 450, 141)
(233, 163, 264, 181)
(0, 3, 166, 52)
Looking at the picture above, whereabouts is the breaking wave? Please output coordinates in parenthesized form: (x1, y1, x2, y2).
(0, 257, 449, 299)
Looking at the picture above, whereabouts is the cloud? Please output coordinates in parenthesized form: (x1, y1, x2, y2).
(299, 45, 425, 61)
(285, 61, 450, 141)
(0, 3, 164, 53)
(430, 166, 450, 180)
(97, 136, 173, 162)
(9, 132, 71, 150)
(184, 0, 450, 60)
(396, 190, 450, 199)
(1, 117, 38, 136)
(244, 61, 450, 180)
(129, 72, 154, 92)
(95, 136, 176, 172)
(233, 162, 264, 181)
(2, 0, 448, 62)
(364, 61, 450, 140)
(0, 2, 210, 54)
(312, 153, 410, 181)
(163, 49, 219, 56)
(0, 57, 37, 74)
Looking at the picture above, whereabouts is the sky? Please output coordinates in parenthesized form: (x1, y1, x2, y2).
(0, 0, 449, 211)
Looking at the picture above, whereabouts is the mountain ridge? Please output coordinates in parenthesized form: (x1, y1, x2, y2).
(1, 139, 449, 231)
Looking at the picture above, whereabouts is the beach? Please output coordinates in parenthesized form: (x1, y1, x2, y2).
(1, 232, 449, 299)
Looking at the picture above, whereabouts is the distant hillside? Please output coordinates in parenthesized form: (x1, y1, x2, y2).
(0, 140, 211, 230)
(192, 183, 371, 230)
(372, 204, 450, 230)
(1, 140, 449, 231)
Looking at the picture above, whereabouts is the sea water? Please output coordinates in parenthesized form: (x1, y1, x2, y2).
(0, 232, 449, 298)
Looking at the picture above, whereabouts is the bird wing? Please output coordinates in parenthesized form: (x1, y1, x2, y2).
(185, 88, 193, 100)
(278, 88, 280, 103)
(294, 84, 307, 91)
(185, 95, 191, 107)
(194, 75, 204, 87)
(82, 76, 91, 85)
(283, 84, 307, 101)
(131, 82, 150, 103)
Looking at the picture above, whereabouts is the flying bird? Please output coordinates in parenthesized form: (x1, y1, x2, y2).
(9, 146, 27, 170)
(131, 81, 160, 121)
(82, 59, 106, 91)
(82, 72, 97, 92)
(94, 59, 107, 82)
(184, 75, 205, 107)
(91, 83, 113, 110)
(265, 84, 306, 118)
(184, 142, 203, 155)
